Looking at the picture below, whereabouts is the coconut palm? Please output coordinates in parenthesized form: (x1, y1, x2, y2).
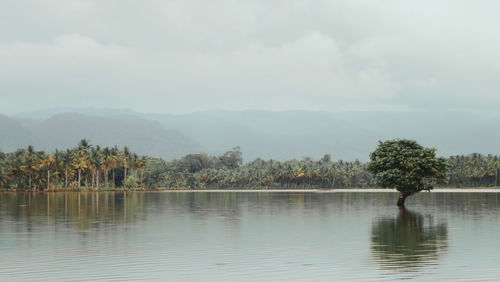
(0, 151, 10, 187)
(73, 154, 88, 188)
(61, 149, 74, 189)
(89, 146, 103, 189)
(40, 154, 55, 190)
(102, 147, 116, 188)
(488, 155, 500, 187)
(122, 146, 131, 182)
(23, 146, 42, 189)
(136, 156, 148, 187)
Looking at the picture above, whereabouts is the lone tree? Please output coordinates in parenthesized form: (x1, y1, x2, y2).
(368, 139, 448, 207)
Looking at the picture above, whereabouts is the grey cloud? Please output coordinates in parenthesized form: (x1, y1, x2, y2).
(1, 0, 499, 113)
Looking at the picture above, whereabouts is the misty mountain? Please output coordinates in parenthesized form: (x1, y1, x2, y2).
(12, 107, 137, 119)
(3, 109, 500, 161)
(141, 110, 500, 161)
(0, 113, 203, 159)
(143, 110, 374, 161)
(0, 114, 36, 150)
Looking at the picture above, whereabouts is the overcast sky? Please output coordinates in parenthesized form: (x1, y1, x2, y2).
(1, 0, 499, 114)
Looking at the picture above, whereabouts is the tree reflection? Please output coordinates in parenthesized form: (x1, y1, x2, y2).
(0, 192, 147, 231)
(371, 208, 448, 272)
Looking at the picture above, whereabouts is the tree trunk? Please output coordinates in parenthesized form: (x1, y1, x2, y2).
(397, 192, 410, 207)
(96, 169, 99, 189)
(47, 169, 50, 191)
(65, 169, 68, 189)
(124, 165, 128, 182)
(78, 169, 81, 188)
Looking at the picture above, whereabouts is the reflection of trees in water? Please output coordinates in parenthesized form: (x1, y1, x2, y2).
(371, 208, 448, 272)
(0, 192, 406, 230)
(0, 192, 147, 230)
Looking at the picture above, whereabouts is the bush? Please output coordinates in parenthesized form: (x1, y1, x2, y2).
(123, 176, 139, 189)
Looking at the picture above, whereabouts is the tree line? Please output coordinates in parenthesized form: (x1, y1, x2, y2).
(0, 140, 147, 190)
(143, 148, 500, 189)
(143, 150, 371, 189)
(1, 141, 500, 190)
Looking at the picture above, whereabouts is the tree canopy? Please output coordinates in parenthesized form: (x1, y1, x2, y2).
(4, 138, 500, 192)
(368, 139, 448, 206)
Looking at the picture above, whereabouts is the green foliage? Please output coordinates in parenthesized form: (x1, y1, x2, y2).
(448, 153, 500, 187)
(0, 141, 148, 190)
(152, 153, 371, 189)
(368, 139, 448, 195)
(0, 151, 10, 187)
(123, 175, 139, 189)
(1, 138, 500, 191)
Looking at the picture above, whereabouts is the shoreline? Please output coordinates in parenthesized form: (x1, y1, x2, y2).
(2, 187, 500, 193)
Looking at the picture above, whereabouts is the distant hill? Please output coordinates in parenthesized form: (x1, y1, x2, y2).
(141, 110, 500, 161)
(4, 109, 500, 161)
(143, 110, 374, 160)
(0, 114, 36, 150)
(0, 113, 203, 159)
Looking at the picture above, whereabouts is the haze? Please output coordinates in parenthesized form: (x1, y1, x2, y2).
(1, 0, 500, 114)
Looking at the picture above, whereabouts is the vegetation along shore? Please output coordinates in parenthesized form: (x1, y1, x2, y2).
(1, 139, 500, 191)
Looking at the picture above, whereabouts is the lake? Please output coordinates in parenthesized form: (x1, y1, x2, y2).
(1, 190, 500, 281)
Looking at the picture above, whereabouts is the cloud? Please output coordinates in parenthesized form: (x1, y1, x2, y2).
(0, 31, 400, 112)
(0, 0, 499, 113)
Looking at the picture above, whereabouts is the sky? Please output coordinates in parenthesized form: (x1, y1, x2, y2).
(1, 0, 499, 114)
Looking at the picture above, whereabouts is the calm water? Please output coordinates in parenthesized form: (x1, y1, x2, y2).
(1, 190, 500, 281)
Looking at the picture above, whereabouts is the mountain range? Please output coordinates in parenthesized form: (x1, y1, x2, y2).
(0, 112, 203, 160)
(2, 109, 500, 161)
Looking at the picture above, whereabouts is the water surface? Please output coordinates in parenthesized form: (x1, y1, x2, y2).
(1, 191, 500, 281)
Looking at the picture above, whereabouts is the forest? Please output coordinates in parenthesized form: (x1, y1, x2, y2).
(1, 140, 500, 190)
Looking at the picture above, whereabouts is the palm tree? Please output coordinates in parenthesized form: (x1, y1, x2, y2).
(0, 151, 10, 188)
(76, 139, 91, 188)
(53, 149, 65, 187)
(90, 146, 103, 189)
(136, 156, 148, 187)
(23, 146, 42, 189)
(102, 147, 116, 188)
(73, 154, 88, 188)
(61, 149, 74, 189)
(110, 146, 120, 187)
(7, 149, 25, 188)
(122, 146, 131, 183)
(78, 139, 91, 151)
(40, 154, 55, 190)
(488, 155, 500, 187)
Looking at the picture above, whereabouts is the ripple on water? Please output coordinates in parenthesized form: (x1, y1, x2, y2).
(1, 191, 500, 281)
